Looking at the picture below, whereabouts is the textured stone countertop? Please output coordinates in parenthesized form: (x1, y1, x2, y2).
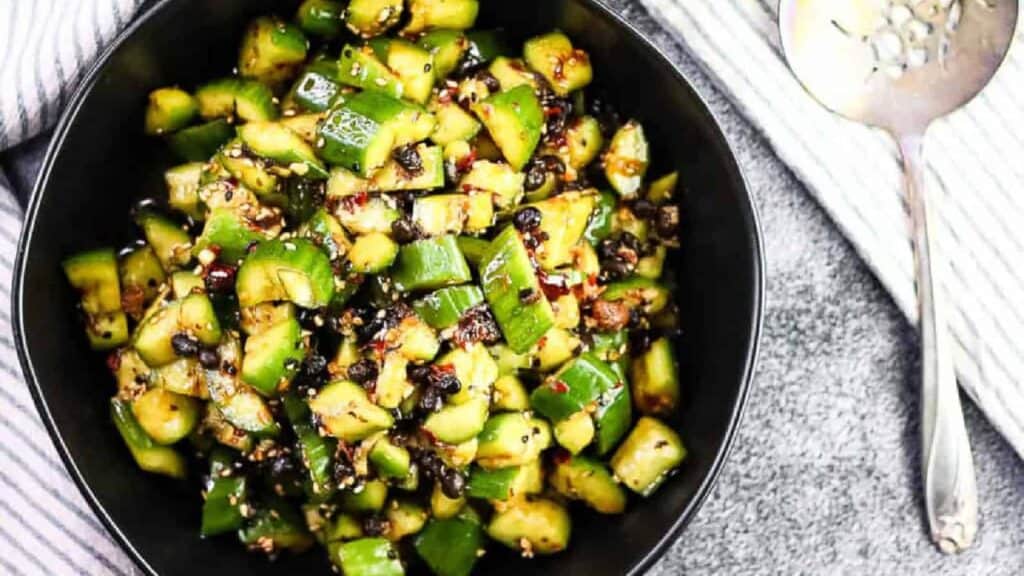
(4, 1, 1023, 575)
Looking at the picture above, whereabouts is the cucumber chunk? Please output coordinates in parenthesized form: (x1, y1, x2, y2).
(131, 387, 200, 445)
(332, 538, 404, 576)
(287, 61, 342, 113)
(600, 276, 670, 315)
(429, 99, 481, 145)
(295, 0, 344, 38)
(195, 77, 277, 122)
(488, 57, 540, 91)
(530, 353, 618, 423)
(167, 119, 234, 161)
(630, 337, 680, 416)
(471, 85, 543, 171)
(237, 121, 328, 179)
(404, 0, 479, 34)
(164, 162, 205, 221)
(523, 31, 593, 96)
(549, 455, 627, 514)
(376, 39, 436, 104)
(135, 210, 192, 271)
(411, 191, 493, 235)
(604, 120, 650, 199)
(455, 236, 489, 267)
(414, 514, 483, 576)
(348, 232, 399, 274)
(479, 226, 554, 353)
(235, 238, 335, 308)
(63, 248, 122, 315)
(206, 336, 280, 434)
(239, 499, 315, 553)
(491, 374, 529, 411)
(527, 191, 596, 270)
(411, 285, 483, 329)
(309, 381, 394, 441)
(372, 144, 445, 192)
(610, 416, 686, 496)
(647, 171, 679, 202)
(339, 479, 389, 513)
(419, 30, 469, 79)
(110, 398, 186, 478)
(133, 293, 222, 367)
(391, 235, 472, 292)
(337, 44, 404, 100)
(584, 189, 617, 245)
(369, 436, 411, 479)
(144, 87, 198, 135)
(316, 91, 407, 176)
(238, 17, 308, 86)
(422, 397, 489, 444)
(201, 451, 249, 536)
(553, 410, 595, 454)
(486, 498, 570, 555)
(345, 0, 403, 38)
(193, 207, 275, 264)
(241, 315, 306, 395)
(475, 412, 550, 470)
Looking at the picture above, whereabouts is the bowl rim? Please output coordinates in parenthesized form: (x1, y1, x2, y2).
(11, 0, 765, 574)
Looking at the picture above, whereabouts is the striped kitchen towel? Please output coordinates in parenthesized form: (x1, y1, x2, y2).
(1, 1, 145, 574)
(639, 1, 1024, 456)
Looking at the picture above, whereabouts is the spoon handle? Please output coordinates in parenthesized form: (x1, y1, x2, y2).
(898, 133, 978, 554)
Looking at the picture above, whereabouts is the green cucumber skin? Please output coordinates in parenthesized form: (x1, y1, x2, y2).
(193, 208, 270, 264)
(195, 78, 277, 122)
(333, 537, 405, 576)
(418, 30, 469, 79)
(145, 87, 198, 135)
(584, 190, 618, 245)
(466, 466, 518, 500)
(283, 395, 337, 494)
(63, 248, 122, 316)
(411, 285, 484, 329)
(455, 236, 489, 267)
(391, 235, 472, 292)
(241, 315, 305, 396)
(479, 226, 554, 353)
(295, 0, 345, 38)
(235, 238, 335, 308)
(337, 44, 404, 100)
(530, 353, 619, 422)
(289, 64, 342, 112)
(201, 475, 248, 536)
(472, 84, 543, 171)
(593, 378, 631, 456)
(110, 398, 186, 478)
(316, 93, 399, 175)
(167, 119, 235, 162)
(414, 517, 484, 576)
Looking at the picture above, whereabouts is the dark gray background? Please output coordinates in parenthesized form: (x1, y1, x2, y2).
(3, 1, 1022, 574)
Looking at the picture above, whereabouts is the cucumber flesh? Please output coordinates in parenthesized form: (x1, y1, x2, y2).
(145, 87, 198, 135)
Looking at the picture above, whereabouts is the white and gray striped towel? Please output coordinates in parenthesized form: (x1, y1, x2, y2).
(640, 0, 1024, 455)
(1, 0, 1023, 574)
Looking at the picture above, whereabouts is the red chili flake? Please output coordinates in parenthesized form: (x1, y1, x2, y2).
(536, 270, 570, 300)
(420, 427, 438, 443)
(436, 364, 456, 374)
(537, 336, 549, 349)
(544, 105, 563, 118)
(106, 351, 122, 373)
(552, 448, 571, 465)
(354, 190, 369, 206)
(455, 149, 477, 173)
(549, 380, 569, 394)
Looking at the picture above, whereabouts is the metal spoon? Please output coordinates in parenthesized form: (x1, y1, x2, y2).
(778, 0, 1017, 554)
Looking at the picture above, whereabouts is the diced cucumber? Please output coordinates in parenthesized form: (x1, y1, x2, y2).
(144, 87, 197, 135)
(335, 196, 401, 235)
(404, 0, 479, 34)
(348, 232, 399, 274)
(593, 373, 631, 456)
(430, 482, 466, 519)
(565, 115, 603, 168)
(299, 208, 351, 261)
(369, 436, 411, 478)
(600, 276, 670, 315)
(371, 144, 445, 192)
(411, 285, 483, 329)
(488, 57, 540, 91)
(610, 416, 686, 496)
(551, 292, 580, 329)
(295, 0, 345, 38)
(316, 91, 409, 176)
(471, 85, 543, 171)
(636, 245, 667, 279)
(327, 166, 373, 198)
(170, 271, 204, 299)
(237, 121, 328, 179)
(131, 387, 200, 445)
(584, 189, 617, 245)
(133, 293, 222, 366)
(205, 336, 280, 435)
(287, 61, 342, 113)
(523, 31, 593, 96)
(345, 0, 403, 38)
(527, 191, 596, 270)
(414, 515, 484, 576)
(466, 466, 518, 500)
(412, 192, 493, 236)
(241, 315, 305, 395)
(553, 410, 595, 454)
(442, 342, 498, 404)
(240, 302, 295, 335)
(321, 512, 364, 543)
(63, 248, 122, 315)
(549, 455, 627, 514)
(309, 381, 394, 441)
(604, 120, 649, 199)
(201, 451, 249, 536)
(391, 315, 441, 362)
(455, 236, 489, 267)
(373, 353, 413, 409)
(340, 479, 389, 513)
(419, 30, 469, 79)
(647, 171, 678, 202)
(375, 39, 436, 104)
(284, 394, 337, 495)
(235, 238, 335, 308)
(239, 499, 315, 553)
(164, 162, 205, 221)
(135, 211, 192, 271)
(201, 404, 255, 452)
(459, 160, 525, 210)
(422, 397, 489, 444)
(463, 30, 513, 69)
(491, 374, 529, 411)
(238, 17, 308, 86)
(281, 112, 325, 143)
(475, 412, 550, 470)
(110, 398, 186, 478)
(532, 327, 579, 372)
(530, 353, 618, 422)
(151, 357, 206, 398)
(391, 235, 472, 292)
(487, 498, 570, 555)
(630, 337, 680, 416)
(193, 208, 272, 264)
(429, 99, 481, 145)
(384, 498, 428, 541)
(167, 119, 234, 161)
(479, 226, 554, 353)
(612, 204, 649, 242)
(86, 312, 130, 350)
(332, 538, 404, 576)
(195, 78, 277, 122)
(337, 44, 404, 100)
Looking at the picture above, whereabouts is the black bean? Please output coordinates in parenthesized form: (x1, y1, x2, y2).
(452, 304, 502, 346)
(633, 199, 657, 218)
(332, 458, 355, 484)
(655, 205, 680, 238)
(362, 515, 390, 537)
(620, 232, 641, 253)
(407, 364, 432, 384)
(433, 371, 462, 395)
(418, 387, 443, 413)
(392, 144, 423, 175)
(197, 348, 220, 369)
(601, 258, 633, 281)
(204, 262, 237, 293)
(440, 468, 466, 499)
(268, 453, 297, 479)
(303, 354, 328, 379)
(513, 207, 542, 232)
(390, 218, 422, 244)
(523, 165, 548, 191)
(347, 359, 379, 385)
(171, 333, 200, 357)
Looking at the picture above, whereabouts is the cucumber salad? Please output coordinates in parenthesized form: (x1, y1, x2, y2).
(63, 1, 687, 573)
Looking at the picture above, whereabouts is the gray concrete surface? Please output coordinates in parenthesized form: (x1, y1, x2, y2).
(4, 1, 1022, 574)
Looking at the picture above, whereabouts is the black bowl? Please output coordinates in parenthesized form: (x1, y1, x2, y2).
(13, 0, 763, 574)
